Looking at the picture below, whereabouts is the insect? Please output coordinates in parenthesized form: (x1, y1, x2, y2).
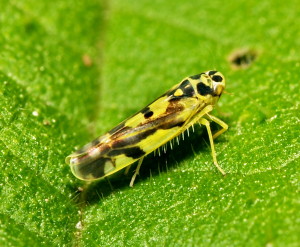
(66, 70, 228, 187)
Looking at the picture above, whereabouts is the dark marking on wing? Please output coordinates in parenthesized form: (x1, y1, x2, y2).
(76, 157, 111, 179)
(141, 113, 186, 131)
(108, 147, 146, 159)
(112, 129, 157, 149)
(141, 107, 154, 119)
(143, 102, 186, 129)
(91, 138, 101, 146)
(75, 143, 111, 164)
(165, 100, 184, 114)
(159, 120, 185, 129)
(197, 82, 213, 96)
(144, 111, 154, 119)
(74, 137, 104, 154)
(74, 144, 92, 154)
(141, 106, 150, 114)
(111, 107, 186, 148)
(108, 122, 127, 135)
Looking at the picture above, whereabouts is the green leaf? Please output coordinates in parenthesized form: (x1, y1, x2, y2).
(1, 0, 299, 246)
(0, 0, 103, 246)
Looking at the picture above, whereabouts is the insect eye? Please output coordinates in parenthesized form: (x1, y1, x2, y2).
(214, 84, 224, 96)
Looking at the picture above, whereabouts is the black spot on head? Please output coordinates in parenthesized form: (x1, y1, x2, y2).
(144, 111, 153, 119)
(169, 79, 195, 101)
(208, 71, 218, 76)
(212, 75, 223, 82)
(197, 82, 213, 96)
(180, 79, 190, 88)
(182, 86, 194, 97)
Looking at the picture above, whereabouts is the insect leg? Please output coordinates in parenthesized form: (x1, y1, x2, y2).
(198, 118, 226, 175)
(124, 165, 132, 175)
(129, 157, 144, 187)
(206, 114, 228, 139)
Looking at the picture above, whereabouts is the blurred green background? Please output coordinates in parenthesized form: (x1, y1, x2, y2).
(0, 0, 299, 246)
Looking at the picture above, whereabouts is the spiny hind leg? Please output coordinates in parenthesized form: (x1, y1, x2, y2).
(198, 118, 226, 175)
(129, 157, 144, 187)
(206, 114, 228, 139)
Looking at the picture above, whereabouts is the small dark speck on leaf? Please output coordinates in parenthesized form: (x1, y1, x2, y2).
(228, 48, 258, 69)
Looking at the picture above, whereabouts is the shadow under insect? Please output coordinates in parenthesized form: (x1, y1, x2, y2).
(79, 122, 227, 205)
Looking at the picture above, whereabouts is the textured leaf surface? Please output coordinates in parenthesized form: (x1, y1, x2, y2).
(1, 0, 299, 246)
(0, 1, 103, 246)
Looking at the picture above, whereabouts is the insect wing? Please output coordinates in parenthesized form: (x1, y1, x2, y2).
(67, 80, 200, 181)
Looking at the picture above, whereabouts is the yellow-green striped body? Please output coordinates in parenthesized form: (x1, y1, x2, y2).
(66, 71, 226, 181)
